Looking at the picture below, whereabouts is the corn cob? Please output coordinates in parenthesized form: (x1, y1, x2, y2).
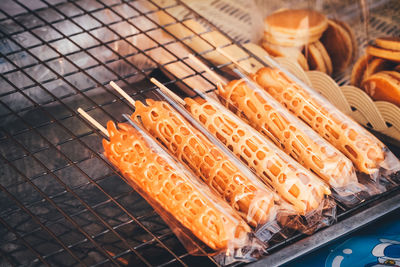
(253, 67, 385, 174)
(185, 96, 331, 212)
(218, 79, 356, 188)
(132, 99, 275, 227)
(102, 121, 251, 251)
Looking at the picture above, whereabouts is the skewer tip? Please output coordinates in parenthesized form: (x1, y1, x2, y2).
(109, 80, 136, 108)
(77, 107, 109, 138)
(216, 47, 253, 74)
(187, 53, 227, 86)
(150, 78, 186, 106)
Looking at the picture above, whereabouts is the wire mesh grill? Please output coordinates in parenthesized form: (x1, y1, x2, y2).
(0, 0, 223, 266)
(0, 0, 399, 266)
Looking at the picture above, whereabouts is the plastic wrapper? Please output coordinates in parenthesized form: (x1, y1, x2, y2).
(180, 93, 330, 209)
(183, 95, 338, 235)
(215, 73, 374, 206)
(131, 97, 288, 240)
(151, 88, 336, 236)
(251, 67, 400, 184)
(102, 119, 264, 264)
(250, 1, 360, 77)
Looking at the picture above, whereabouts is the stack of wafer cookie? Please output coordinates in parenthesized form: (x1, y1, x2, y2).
(351, 37, 400, 107)
(262, 9, 357, 75)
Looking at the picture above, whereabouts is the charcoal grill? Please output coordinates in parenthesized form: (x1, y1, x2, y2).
(0, 0, 399, 266)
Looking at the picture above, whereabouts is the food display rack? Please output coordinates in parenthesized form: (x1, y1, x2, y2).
(0, 0, 399, 266)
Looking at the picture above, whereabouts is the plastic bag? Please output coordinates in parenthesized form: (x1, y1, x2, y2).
(251, 66, 400, 185)
(102, 119, 264, 264)
(131, 97, 285, 238)
(182, 94, 331, 210)
(214, 72, 375, 206)
(151, 86, 336, 237)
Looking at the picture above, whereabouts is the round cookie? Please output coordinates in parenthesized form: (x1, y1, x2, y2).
(350, 54, 373, 87)
(362, 58, 395, 81)
(262, 42, 309, 70)
(375, 37, 400, 51)
(264, 9, 328, 47)
(305, 41, 333, 75)
(362, 71, 400, 106)
(263, 31, 321, 47)
(320, 19, 356, 73)
(366, 45, 400, 62)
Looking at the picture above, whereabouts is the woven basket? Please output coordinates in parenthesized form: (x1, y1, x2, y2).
(272, 56, 400, 143)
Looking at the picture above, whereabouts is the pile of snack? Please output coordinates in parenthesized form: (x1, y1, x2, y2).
(89, 60, 400, 264)
(80, 8, 400, 265)
(262, 9, 357, 75)
(351, 37, 400, 107)
(103, 121, 252, 252)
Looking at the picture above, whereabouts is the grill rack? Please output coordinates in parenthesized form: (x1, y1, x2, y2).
(0, 0, 399, 266)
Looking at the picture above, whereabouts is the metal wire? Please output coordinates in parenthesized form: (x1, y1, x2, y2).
(0, 0, 230, 265)
(0, 0, 399, 266)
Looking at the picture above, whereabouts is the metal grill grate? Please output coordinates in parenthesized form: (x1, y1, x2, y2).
(0, 0, 225, 266)
(0, 1, 399, 267)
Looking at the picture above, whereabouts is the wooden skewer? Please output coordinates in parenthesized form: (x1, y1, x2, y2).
(216, 82, 224, 92)
(150, 78, 187, 106)
(77, 108, 109, 138)
(187, 54, 227, 86)
(216, 47, 253, 74)
(109, 81, 136, 108)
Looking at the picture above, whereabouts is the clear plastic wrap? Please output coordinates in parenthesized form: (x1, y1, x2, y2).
(252, 67, 400, 183)
(184, 95, 339, 235)
(150, 86, 336, 237)
(216, 74, 372, 205)
(102, 119, 264, 264)
(183, 95, 330, 214)
(131, 98, 283, 236)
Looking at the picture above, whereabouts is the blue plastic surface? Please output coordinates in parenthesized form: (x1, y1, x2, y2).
(284, 208, 400, 267)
